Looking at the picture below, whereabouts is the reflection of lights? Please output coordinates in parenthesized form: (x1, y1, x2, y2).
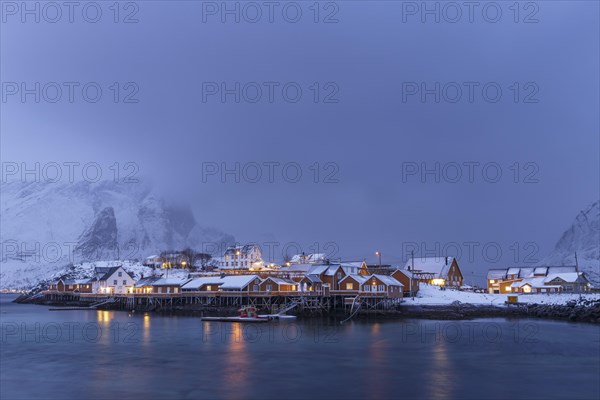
(143, 313, 151, 344)
(429, 339, 454, 400)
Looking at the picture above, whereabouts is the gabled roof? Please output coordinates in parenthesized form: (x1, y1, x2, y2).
(339, 274, 369, 285)
(544, 272, 584, 284)
(181, 277, 225, 290)
(302, 274, 323, 283)
(93, 266, 134, 281)
(511, 277, 547, 288)
(263, 277, 296, 285)
(223, 244, 260, 256)
(324, 264, 343, 276)
(392, 268, 416, 278)
(219, 275, 261, 290)
(511, 277, 562, 289)
(403, 257, 456, 278)
(367, 274, 404, 287)
(307, 264, 330, 275)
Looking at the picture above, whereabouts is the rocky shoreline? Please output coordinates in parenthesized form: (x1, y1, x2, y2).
(358, 299, 600, 324)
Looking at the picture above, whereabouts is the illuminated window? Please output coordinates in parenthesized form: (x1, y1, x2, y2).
(345, 283, 353, 290)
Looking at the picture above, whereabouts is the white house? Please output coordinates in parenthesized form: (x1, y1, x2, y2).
(219, 244, 263, 269)
(289, 253, 327, 264)
(91, 266, 136, 294)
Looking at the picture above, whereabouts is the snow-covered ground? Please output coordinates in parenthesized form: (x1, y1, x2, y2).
(404, 284, 600, 306)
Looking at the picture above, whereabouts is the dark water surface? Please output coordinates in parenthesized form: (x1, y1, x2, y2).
(1, 294, 599, 400)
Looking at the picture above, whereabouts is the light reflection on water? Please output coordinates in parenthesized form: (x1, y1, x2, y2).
(429, 340, 453, 400)
(1, 295, 599, 400)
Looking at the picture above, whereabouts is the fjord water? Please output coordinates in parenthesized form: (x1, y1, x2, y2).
(1, 294, 598, 400)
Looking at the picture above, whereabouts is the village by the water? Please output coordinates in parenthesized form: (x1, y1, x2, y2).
(15, 244, 600, 323)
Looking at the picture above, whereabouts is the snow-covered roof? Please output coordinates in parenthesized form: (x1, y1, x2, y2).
(302, 274, 323, 283)
(544, 272, 582, 284)
(152, 278, 192, 286)
(511, 277, 547, 288)
(219, 275, 260, 290)
(403, 257, 456, 278)
(279, 263, 314, 273)
(506, 267, 520, 276)
(487, 269, 507, 280)
(135, 276, 162, 287)
(393, 269, 415, 278)
(325, 265, 343, 276)
(339, 274, 369, 285)
(93, 266, 134, 281)
(534, 267, 548, 275)
(341, 261, 366, 268)
(181, 277, 224, 290)
(546, 266, 578, 274)
(263, 277, 296, 285)
(290, 253, 326, 263)
(307, 264, 330, 275)
(519, 268, 535, 278)
(368, 274, 403, 287)
(223, 244, 259, 257)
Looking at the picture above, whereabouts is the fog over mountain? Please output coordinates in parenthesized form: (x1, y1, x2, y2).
(0, 180, 235, 288)
(541, 201, 600, 285)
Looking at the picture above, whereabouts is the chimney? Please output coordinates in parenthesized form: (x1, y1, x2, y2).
(445, 256, 448, 266)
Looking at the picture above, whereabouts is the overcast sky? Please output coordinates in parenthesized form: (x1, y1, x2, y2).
(1, 1, 598, 283)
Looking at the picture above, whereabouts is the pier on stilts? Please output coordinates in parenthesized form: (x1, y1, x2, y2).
(33, 290, 401, 316)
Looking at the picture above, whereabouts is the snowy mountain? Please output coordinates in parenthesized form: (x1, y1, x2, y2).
(0, 180, 235, 289)
(541, 201, 600, 285)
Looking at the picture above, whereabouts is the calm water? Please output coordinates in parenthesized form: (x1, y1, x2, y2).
(1, 294, 599, 400)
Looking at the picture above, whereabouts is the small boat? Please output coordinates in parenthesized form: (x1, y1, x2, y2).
(201, 306, 273, 323)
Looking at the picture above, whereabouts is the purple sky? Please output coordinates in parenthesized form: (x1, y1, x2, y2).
(1, 1, 599, 283)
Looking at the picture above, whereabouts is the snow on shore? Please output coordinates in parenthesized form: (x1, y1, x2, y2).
(404, 284, 600, 306)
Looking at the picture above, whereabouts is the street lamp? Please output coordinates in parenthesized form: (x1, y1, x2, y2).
(375, 251, 381, 267)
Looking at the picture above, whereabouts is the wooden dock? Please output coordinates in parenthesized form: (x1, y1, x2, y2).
(39, 290, 402, 315)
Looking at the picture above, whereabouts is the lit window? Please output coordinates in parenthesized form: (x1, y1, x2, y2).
(346, 283, 353, 290)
